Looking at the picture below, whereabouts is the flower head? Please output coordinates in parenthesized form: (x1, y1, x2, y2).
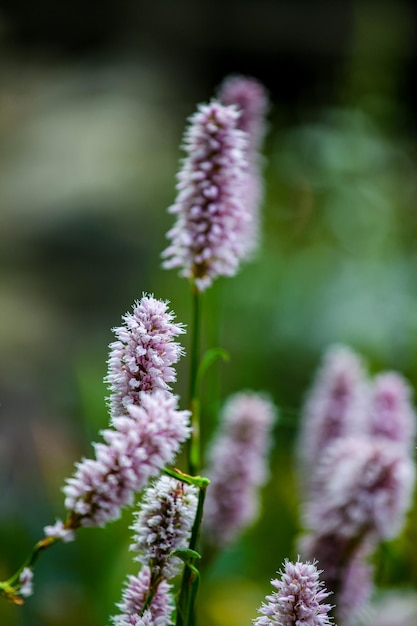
(130, 475, 198, 580)
(203, 392, 277, 546)
(112, 566, 173, 626)
(253, 558, 333, 626)
(162, 100, 251, 291)
(106, 295, 185, 422)
(58, 391, 190, 529)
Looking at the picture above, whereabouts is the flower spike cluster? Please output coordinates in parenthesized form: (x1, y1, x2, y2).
(43, 294, 189, 539)
(162, 100, 252, 291)
(253, 558, 333, 626)
(298, 345, 417, 624)
(111, 476, 198, 625)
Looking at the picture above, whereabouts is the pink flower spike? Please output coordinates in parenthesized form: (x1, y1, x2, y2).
(253, 558, 333, 626)
(162, 100, 252, 291)
(298, 344, 368, 484)
(203, 391, 277, 546)
(106, 294, 185, 422)
(218, 74, 269, 155)
(111, 566, 173, 626)
(130, 475, 198, 580)
(218, 75, 269, 260)
(62, 391, 191, 528)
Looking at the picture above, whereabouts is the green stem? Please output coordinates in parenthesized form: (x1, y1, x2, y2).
(163, 467, 210, 489)
(188, 284, 202, 476)
(0, 535, 60, 604)
(175, 483, 207, 626)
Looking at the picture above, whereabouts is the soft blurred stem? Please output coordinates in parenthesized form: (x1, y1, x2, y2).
(188, 283, 202, 476)
(175, 483, 207, 626)
(0, 535, 60, 604)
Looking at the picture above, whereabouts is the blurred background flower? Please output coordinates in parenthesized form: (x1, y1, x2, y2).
(1, 1, 417, 625)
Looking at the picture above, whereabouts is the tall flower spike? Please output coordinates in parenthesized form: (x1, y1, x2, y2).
(112, 566, 173, 626)
(45, 391, 190, 532)
(203, 392, 277, 547)
(106, 295, 185, 422)
(130, 475, 198, 581)
(253, 558, 333, 626)
(297, 344, 368, 487)
(366, 372, 416, 451)
(218, 75, 269, 259)
(162, 100, 251, 291)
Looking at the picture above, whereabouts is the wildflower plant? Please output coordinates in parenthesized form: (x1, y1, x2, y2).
(0, 74, 415, 626)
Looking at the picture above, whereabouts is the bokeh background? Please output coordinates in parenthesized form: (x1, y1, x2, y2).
(1, 1, 417, 624)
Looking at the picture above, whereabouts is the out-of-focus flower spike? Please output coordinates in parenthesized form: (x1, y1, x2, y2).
(367, 372, 416, 450)
(203, 391, 277, 547)
(305, 436, 415, 542)
(218, 74, 269, 259)
(297, 344, 368, 484)
(218, 74, 268, 156)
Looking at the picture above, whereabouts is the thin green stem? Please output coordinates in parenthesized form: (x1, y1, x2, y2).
(188, 284, 202, 476)
(0, 535, 60, 604)
(175, 483, 207, 626)
(164, 467, 210, 489)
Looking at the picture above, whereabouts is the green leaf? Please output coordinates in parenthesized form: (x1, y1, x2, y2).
(169, 548, 201, 564)
(196, 347, 230, 391)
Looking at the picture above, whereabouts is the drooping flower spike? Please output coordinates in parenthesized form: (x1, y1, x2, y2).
(162, 100, 252, 291)
(45, 391, 190, 534)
